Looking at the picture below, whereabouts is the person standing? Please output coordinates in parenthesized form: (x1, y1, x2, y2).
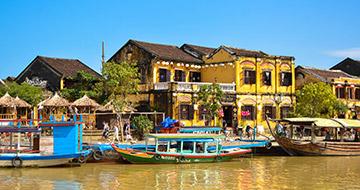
(102, 122, 109, 140)
(112, 125, 120, 143)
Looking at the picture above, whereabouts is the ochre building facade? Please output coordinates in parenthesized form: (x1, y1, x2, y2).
(110, 40, 296, 129)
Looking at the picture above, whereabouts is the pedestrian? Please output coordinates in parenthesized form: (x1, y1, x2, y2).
(102, 122, 109, 140)
(112, 125, 120, 143)
(125, 122, 133, 142)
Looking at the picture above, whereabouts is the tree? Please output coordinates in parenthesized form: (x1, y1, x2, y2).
(132, 115, 154, 140)
(294, 82, 348, 118)
(61, 71, 100, 102)
(0, 82, 43, 106)
(99, 61, 140, 141)
(100, 61, 140, 112)
(197, 83, 224, 126)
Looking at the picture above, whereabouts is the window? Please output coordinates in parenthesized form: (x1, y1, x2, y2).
(263, 106, 276, 119)
(159, 69, 170, 82)
(241, 105, 255, 120)
(355, 89, 360, 100)
(179, 104, 194, 120)
(262, 71, 272, 86)
(336, 87, 345, 99)
(190, 72, 201, 82)
(347, 88, 354, 99)
(280, 72, 292, 86)
(174, 70, 186, 82)
(244, 70, 256, 84)
(280, 106, 292, 119)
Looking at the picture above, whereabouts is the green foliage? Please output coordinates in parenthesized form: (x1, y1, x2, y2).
(0, 82, 43, 106)
(61, 71, 99, 102)
(197, 83, 224, 124)
(100, 61, 140, 112)
(295, 82, 348, 118)
(132, 115, 153, 140)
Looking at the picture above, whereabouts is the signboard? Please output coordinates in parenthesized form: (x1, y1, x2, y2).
(221, 94, 236, 103)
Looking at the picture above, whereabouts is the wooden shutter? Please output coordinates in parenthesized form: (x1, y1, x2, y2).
(181, 71, 186, 82)
(189, 105, 194, 120)
(166, 70, 171, 82)
(272, 106, 276, 119)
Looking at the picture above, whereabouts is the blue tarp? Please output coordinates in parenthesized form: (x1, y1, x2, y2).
(161, 117, 178, 128)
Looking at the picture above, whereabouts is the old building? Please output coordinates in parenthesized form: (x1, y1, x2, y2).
(330, 57, 360, 77)
(110, 39, 296, 128)
(296, 66, 360, 118)
(16, 56, 101, 91)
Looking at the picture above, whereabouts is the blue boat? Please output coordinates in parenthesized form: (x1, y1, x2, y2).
(0, 115, 91, 167)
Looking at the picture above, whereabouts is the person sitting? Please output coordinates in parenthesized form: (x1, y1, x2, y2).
(245, 125, 252, 139)
(275, 122, 284, 136)
(325, 131, 331, 141)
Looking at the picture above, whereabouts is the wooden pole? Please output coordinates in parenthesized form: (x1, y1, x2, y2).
(311, 123, 316, 143)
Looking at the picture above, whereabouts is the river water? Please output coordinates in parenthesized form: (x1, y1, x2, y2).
(0, 156, 359, 190)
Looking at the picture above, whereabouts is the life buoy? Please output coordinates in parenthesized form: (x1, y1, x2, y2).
(154, 154, 161, 160)
(265, 142, 272, 150)
(12, 157, 23, 167)
(92, 150, 104, 161)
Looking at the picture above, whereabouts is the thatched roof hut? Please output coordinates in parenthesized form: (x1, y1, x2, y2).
(0, 92, 16, 107)
(14, 96, 31, 108)
(41, 93, 70, 107)
(71, 95, 100, 108)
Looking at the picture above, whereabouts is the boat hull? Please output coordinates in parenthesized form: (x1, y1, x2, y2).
(275, 136, 360, 156)
(111, 144, 251, 164)
(0, 153, 81, 167)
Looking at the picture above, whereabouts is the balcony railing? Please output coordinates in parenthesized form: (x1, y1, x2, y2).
(154, 82, 236, 93)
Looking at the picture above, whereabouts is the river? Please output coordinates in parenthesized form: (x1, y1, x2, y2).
(0, 156, 359, 190)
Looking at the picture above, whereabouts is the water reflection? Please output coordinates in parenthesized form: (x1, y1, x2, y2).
(0, 157, 359, 189)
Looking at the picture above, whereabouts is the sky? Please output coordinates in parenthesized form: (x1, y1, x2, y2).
(0, 0, 360, 79)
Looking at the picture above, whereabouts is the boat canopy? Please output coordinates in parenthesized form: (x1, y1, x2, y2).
(333, 119, 360, 128)
(282, 118, 360, 128)
(146, 134, 225, 140)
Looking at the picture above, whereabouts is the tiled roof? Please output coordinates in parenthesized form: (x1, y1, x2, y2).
(298, 66, 355, 82)
(222, 46, 269, 57)
(330, 57, 360, 77)
(37, 56, 101, 78)
(130, 40, 203, 64)
(181, 44, 216, 56)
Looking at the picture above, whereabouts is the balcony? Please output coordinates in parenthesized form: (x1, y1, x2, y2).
(154, 82, 236, 93)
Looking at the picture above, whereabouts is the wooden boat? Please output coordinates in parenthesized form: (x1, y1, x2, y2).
(266, 117, 360, 156)
(111, 134, 251, 164)
(0, 116, 91, 167)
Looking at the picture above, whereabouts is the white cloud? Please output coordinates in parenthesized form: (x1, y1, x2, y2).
(326, 48, 360, 58)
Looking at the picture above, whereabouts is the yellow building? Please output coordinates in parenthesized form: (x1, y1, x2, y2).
(110, 40, 296, 129)
(296, 66, 360, 119)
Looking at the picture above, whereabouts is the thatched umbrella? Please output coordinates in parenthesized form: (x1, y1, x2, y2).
(39, 93, 69, 121)
(97, 100, 137, 113)
(42, 93, 70, 107)
(14, 96, 31, 108)
(72, 95, 100, 108)
(0, 92, 16, 107)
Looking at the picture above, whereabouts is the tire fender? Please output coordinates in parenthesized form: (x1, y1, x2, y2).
(154, 154, 161, 160)
(12, 157, 23, 168)
(265, 142, 272, 150)
(92, 150, 104, 161)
